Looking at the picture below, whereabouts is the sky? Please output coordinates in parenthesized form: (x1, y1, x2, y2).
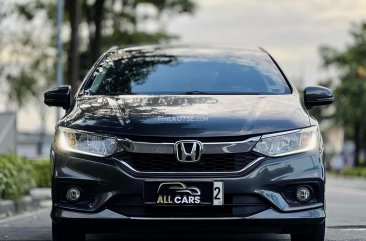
(167, 0, 366, 86)
(3, 0, 366, 133)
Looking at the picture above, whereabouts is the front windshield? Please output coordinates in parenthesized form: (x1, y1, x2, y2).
(86, 51, 291, 95)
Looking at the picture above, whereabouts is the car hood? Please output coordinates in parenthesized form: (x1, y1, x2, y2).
(61, 95, 310, 138)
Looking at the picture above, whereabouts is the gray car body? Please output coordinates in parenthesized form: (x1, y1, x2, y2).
(50, 45, 325, 234)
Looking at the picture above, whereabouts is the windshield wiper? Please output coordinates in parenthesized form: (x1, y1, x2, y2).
(83, 90, 136, 96)
(108, 92, 136, 95)
(182, 91, 266, 95)
(183, 91, 212, 95)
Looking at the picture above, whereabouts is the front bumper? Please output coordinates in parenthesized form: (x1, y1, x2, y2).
(51, 150, 325, 233)
(52, 207, 325, 234)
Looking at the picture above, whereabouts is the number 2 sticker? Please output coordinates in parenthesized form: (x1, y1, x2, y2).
(213, 182, 223, 206)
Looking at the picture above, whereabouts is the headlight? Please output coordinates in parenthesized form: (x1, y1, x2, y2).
(57, 127, 121, 157)
(252, 126, 318, 157)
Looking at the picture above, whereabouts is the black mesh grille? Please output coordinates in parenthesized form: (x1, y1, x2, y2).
(115, 152, 260, 172)
(108, 194, 269, 218)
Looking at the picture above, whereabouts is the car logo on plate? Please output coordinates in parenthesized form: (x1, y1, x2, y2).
(156, 182, 201, 204)
(174, 140, 203, 162)
(158, 182, 201, 196)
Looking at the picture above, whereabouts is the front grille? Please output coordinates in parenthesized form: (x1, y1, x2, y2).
(114, 152, 260, 172)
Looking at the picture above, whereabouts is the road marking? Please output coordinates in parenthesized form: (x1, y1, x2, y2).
(327, 187, 366, 197)
(0, 208, 50, 224)
(328, 226, 366, 231)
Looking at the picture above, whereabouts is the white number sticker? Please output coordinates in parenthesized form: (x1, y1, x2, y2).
(213, 182, 224, 206)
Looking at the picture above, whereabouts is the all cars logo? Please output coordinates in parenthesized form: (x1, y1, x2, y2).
(156, 182, 201, 204)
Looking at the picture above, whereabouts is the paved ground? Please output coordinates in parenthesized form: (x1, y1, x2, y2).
(0, 176, 365, 241)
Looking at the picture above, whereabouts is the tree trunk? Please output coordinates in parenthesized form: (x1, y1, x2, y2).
(67, 0, 81, 96)
(89, 0, 105, 63)
(37, 104, 46, 156)
(354, 121, 361, 166)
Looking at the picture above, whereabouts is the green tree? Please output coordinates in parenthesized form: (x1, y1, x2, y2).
(0, 0, 195, 156)
(0, 1, 55, 107)
(319, 22, 366, 166)
(75, 0, 196, 94)
(1, 0, 196, 105)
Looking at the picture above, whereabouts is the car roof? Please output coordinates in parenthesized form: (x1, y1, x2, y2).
(108, 44, 269, 59)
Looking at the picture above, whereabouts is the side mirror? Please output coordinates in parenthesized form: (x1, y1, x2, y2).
(304, 86, 334, 109)
(44, 85, 71, 109)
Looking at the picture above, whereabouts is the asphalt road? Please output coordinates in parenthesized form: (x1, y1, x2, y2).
(1, 176, 366, 241)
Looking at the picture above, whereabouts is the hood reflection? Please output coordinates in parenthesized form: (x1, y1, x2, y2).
(61, 95, 310, 138)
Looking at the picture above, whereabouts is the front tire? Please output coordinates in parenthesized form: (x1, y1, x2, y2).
(291, 222, 325, 241)
(52, 223, 85, 241)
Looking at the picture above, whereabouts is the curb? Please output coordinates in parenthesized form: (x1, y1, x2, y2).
(0, 188, 51, 219)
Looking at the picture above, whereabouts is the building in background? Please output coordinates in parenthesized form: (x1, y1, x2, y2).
(17, 132, 53, 159)
(0, 112, 52, 159)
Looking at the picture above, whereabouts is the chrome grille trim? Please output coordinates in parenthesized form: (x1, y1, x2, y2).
(118, 136, 260, 154)
(118, 156, 264, 174)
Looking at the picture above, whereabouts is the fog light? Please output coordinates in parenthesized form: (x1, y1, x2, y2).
(66, 187, 81, 201)
(296, 186, 311, 202)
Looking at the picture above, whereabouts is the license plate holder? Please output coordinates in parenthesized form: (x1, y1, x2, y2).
(144, 181, 223, 206)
